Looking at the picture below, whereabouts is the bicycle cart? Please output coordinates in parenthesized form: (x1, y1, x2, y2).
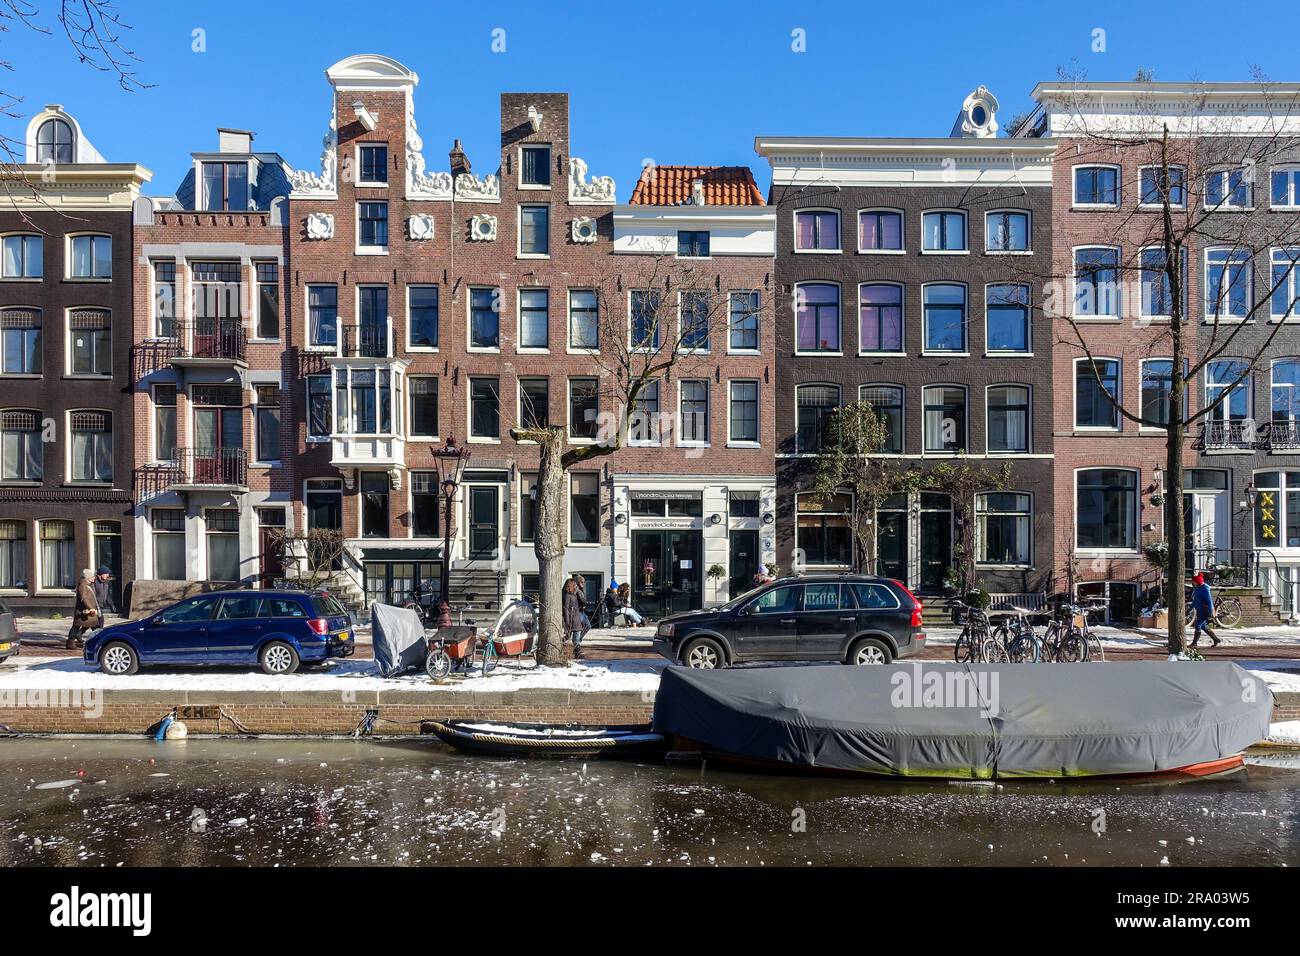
(424, 625, 477, 680)
(474, 599, 539, 674)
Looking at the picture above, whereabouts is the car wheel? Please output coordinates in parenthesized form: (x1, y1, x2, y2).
(99, 641, 138, 676)
(260, 641, 300, 675)
(681, 637, 725, 669)
(848, 638, 892, 666)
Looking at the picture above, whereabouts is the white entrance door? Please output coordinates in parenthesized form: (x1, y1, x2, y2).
(1187, 492, 1228, 569)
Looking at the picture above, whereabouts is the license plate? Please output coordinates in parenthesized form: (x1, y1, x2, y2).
(0, 642, 10, 652)
(337, 631, 349, 641)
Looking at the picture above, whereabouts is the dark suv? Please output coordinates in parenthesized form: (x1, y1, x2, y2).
(652, 574, 925, 668)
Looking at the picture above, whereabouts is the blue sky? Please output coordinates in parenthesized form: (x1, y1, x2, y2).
(0, 0, 1293, 197)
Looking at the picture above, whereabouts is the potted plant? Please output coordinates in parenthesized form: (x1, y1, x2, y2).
(706, 563, 726, 601)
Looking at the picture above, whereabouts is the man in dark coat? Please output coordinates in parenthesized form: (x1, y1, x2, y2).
(67, 569, 99, 649)
(93, 565, 116, 618)
(562, 578, 584, 659)
(1190, 572, 1221, 649)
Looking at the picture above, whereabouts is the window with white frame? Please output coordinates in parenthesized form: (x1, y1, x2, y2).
(976, 492, 1031, 565)
(150, 508, 185, 581)
(1206, 360, 1250, 423)
(795, 492, 852, 567)
(1, 409, 42, 480)
(359, 144, 388, 185)
(358, 201, 388, 249)
(859, 283, 903, 352)
(520, 377, 549, 430)
(795, 210, 840, 251)
(1254, 471, 1300, 548)
(1141, 359, 1175, 426)
(334, 367, 399, 435)
(986, 284, 1030, 353)
(1271, 359, 1300, 427)
(923, 385, 966, 453)
(408, 285, 439, 348)
(520, 205, 549, 256)
(1205, 249, 1252, 319)
(0, 308, 41, 374)
(677, 230, 710, 258)
(569, 473, 599, 544)
(569, 290, 598, 349)
(255, 262, 278, 339)
(680, 291, 710, 351)
(859, 209, 903, 251)
(1206, 167, 1252, 209)
(0, 519, 26, 589)
(985, 210, 1029, 252)
(69, 235, 111, 279)
(153, 261, 176, 338)
(69, 410, 111, 482)
(1140, 247, 1188, 319)
(728, 291, 759, 351)
(1140, 165, 1187, 207)
(921, 210, 966, 251)
(518, 289, 549, 349)
(521, 145, 551, 187)
(469, 377, 499, 439)
(306, 375, 331, 440)
(1271, 248, 1300, 319)
(1076, 469, 1137, 551)
(67, 308, 111, 376)
(1073, 165, 1119, 206)
(409, 376, 438, 438)
(1074, 247, 1120, 318)
(630, 290, 661, 350)
(860, 384, 902, 454)
(729, 380, 759, 444)
(795, 283, 840, 352)
(154, 384, 177, 461)
(255, 385, 280, 462)
(1075, 358, 1120, 429)
(796, 384, 839, 453)
(39, 518, 75, 589)
(308, 285, 338, 348)
(987, 385, 1029, 453)
(1273, 167, 1300, 209)
(470, 287, 500, 349)
(923, 284, 965, 351)
(569, 378, 598, 439)
(1, 234, 41, 278)
(205, 509, 240, 581)
(201, 161, 250, 211)
(678, 380, 709, 444)
(629, 380, 660, 445)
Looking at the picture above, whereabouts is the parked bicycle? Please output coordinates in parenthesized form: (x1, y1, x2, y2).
(1182, 587, 1243, 629)
(1040, 602, 1093, 662)
(991, 609, 1042, 663)
(952, 599, 1002, 663)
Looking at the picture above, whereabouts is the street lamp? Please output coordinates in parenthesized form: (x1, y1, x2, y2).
(433, 435, 471, 627)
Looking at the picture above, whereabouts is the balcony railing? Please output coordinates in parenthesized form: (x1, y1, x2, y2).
(133, 447, 248, 500)
(1200, 419, 1255, 451)
(1265, 419, 1300, 451)
(336, 320, 392, 359)
(172, 318, 247, 363)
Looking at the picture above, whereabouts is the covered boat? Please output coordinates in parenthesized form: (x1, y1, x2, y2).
(651, 662, 1273, 779)
(425, 720, 667, 759)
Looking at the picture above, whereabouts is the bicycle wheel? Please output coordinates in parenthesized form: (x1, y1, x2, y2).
(481, 642, 497, 675)
(954, 631, 973, 663)
(981, 636, 1009, 663)
(1058, 631, 1087, 663)
(1217, 598, 1243, 628)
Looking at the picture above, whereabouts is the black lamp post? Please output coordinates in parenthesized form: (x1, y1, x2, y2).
(433, 435, 470, 627)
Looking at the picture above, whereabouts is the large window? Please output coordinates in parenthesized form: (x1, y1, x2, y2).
(860, 384, 903, 455)
(1273, 360, 1300, 427)
(0, 520, 26, 589)
(1075, 359, 1120, 429)
(923, 283, 965, 351)
(154, 384, 177, 460)
(360, 472, 389, 538)
(205, 509, 240, 581)
(976, 492, 1031, 565)
(36, 118, 73, 164)
(1, 409, 42, 480)
(409, 377, 438, 438)
(569, 378, 598, 439)
(520, 377, 550, 430)
(255, 262, 278, 339)
(1074, 165, 1120, 206)
(1076, 469, 1137, 551)
(307, 375, 331, 440)
(518, 289, 549, 349)
(518, 474, 537, 543)
(69, 235, 111, 279)
(987, 385, 1029, 453)
(0, 308, 41, 374)
(859, 209, 902, 251)
(308, 285, 338, 348)
(1255, 472, 1300, 548)
(1140, 165, 1187, 207)
(358, 201, 388, 249)
(1206, 249, 1252, 319)
(1206, 360, 1250, 423)
(201, 161, 249, 211)
(520, 205, 549, 256)
(1140, 247, 1187, 318)
(359, 144, 388, 185)
(630, 290, 661, 349)
(569, 290, 598, 349)
(986, 284, 1029, 353)
(795, 210, 839, 251)
(678, 380, 709, 444)
(153, 262, 176, 337)
(521, 145, 550, 186)
(729, 380, 759, 444)
(629, 381, 660, 445)
(680, 292, 710, 351)
(410, 472, 439, 538)
(470, 287, 500, 349)
(39, 519, 75, 589)
(859, 283, 902, 352)
(569, 473, 599, 544)
(1271, 248, 1300, 319)
(408, 285, 439, 348)
(151, 509, 186, 580)
(333, 367, 397, 435)
(923, 385, 966, 453)
(2, 235, 41, 278)
(469, 378, 499, 439)
(70, 410, 111, 482)
(255, 385, 280, 462)
(1141, 359, 1175, 426)
(985, 210, 1029, 252)
(728, 291, 759, 351)
(1273, 167, 1300, 209)
(1206, 167, 1251, 209)
(922, 211, 966, 251)
(677, 230, 710, 258)
(795, 283, 840, 352)
(1074, 247, 1120, 318)
(796, 384, 839, 453)
(796, 493, 851, 567)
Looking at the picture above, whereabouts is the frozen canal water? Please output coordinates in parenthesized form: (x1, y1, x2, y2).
(0, 737, 1297, 866)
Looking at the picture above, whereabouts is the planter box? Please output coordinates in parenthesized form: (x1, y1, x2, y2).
(1139, 611, 1168, 629)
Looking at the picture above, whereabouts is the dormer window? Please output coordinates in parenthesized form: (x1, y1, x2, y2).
(202, 161, 249, 211)
(36, 118, 73, 164)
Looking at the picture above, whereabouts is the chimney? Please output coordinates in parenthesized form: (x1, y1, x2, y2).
(691, 178, 706, 206)
(218, 128, 254, 153)
(449, 139, 471, 177)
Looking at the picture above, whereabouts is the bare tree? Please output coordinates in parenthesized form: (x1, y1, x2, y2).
(1026, 72, 1300, 653)
(510, 239, 742, 665)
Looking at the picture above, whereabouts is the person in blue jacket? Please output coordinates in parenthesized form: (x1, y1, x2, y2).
(1190, 572, 1221, 649)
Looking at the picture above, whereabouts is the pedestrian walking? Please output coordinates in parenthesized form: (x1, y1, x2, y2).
(93, 565, 116, 621)
(67, 568, 99, 650)
(563, 578, 585, 659)
(1190, 571, 1221, 649)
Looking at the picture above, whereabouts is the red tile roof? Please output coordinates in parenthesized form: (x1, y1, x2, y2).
(629, 165, 765, 206)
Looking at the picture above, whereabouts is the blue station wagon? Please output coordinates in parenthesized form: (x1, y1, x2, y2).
(85, 590, 355, 676)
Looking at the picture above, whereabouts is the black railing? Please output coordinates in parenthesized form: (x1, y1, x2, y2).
(180, 318, 247, 362)
(131, 462, 183, 503)
(175, 446, 248, 487)
(1200, 419, 1255, 451)
(1266, 419, 1300, 451)
(338, 322, 390, 358)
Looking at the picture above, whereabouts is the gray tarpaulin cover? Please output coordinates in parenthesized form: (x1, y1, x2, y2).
(370, 603, 427, 677)
(651, 662, 1273, 778)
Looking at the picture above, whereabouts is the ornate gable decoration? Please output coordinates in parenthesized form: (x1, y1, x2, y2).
(407, 213, 435, 240)
(455, 171, 501, 203)
(304, 212, 334, 240)
(406, 98, 452, 200)
(569, 157, 616, 204)
(470, 213, 497, 241)
(289, 114, 339, 198)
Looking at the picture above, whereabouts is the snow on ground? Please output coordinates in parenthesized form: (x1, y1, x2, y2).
(1269, 721, 1300, 745)
(1133, 624, 1300, 646)
(1240, 660, 1300, 693)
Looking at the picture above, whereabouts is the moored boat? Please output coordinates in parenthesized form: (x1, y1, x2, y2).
(651, 661, 1273, 780)
(425, 719, 667, 759)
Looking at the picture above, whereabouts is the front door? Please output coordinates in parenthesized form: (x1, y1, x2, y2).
(305, 484, 343, 572)
(728, 529, 760, 601)
(919, 493, 953, 593)
(258, 509, 286, 588)
(1184, 492, 1226, 571)
(875, 496, 908, 581)
(631, 530, 703, 619)
(193, 405, 242, 483)
(467, 486, 499, 559)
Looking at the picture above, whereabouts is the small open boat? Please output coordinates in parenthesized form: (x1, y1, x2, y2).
(425, 719, 667, 759)
(652, 661, 1273, 781)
